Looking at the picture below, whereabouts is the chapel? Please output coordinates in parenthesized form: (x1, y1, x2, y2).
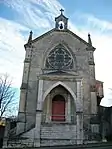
(4, 10, 104, 147)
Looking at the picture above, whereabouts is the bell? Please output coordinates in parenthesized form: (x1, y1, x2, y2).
(60, 23, 63, 29)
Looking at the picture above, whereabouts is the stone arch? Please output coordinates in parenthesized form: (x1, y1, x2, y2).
(43, 43, 76, 70)
(43, 81, 81, 112)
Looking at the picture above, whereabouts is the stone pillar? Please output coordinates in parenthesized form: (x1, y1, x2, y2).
(46, 94, 51, 123)
(18, 62, 30, 114)
(34, 111, 42, 147)
(76, 80, 83, 144)
(90, 85, 97, 114)
(77, 81, 81, 100)
(76, 113, 83, 144)
(76, 80, 82, 112)
(17, 48, 31, 130)
(22, 63, 30, 83)
(17, 89, 26, 135)
(37, 79, 43, 110)
(91, 92, 97, 114)
(19, 90, 26, 112)
(34, 79, 43, 147)
(66, 94, 71, 123)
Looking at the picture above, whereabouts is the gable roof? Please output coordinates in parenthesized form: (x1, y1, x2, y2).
(24, 28, 95, 50)
(55, 14, 68, 21)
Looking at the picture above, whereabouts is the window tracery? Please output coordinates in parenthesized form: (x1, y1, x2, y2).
(46, 45, 73, 70)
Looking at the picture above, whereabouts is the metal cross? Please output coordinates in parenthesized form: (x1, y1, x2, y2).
(60, 9, 64, 15)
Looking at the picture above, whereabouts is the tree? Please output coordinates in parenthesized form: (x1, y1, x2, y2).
(0, 74, 18, 118)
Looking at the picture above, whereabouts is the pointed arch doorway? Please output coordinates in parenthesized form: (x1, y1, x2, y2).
(42, 83, 77, 123)
(52, 95, 65, 121)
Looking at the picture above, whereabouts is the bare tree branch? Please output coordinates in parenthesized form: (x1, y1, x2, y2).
(0, 74, 17, 117)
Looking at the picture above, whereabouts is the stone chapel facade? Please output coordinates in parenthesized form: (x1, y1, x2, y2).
(4, 10, 104, 148)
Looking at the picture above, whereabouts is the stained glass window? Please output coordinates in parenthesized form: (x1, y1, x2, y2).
(46, 46, 73, 70)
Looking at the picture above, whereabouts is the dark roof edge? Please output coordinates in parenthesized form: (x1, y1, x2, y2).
(96, 80, 104, 83)
(66, 29, 95, 49)
(55, 14, 68, 20)
(24, 28, 95, 49)
(24, 29, 55, 47)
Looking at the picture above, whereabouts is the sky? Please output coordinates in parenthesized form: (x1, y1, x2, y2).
(0, 0, 112, 107)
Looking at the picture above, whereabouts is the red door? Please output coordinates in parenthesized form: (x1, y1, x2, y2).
(52, 95, 65, 121)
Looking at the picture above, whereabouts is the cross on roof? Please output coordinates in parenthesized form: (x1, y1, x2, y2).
(60, 9, 64, 15)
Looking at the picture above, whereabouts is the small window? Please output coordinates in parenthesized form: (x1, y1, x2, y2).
(58, 21, 64, 30)
(52, 95, 65, 121)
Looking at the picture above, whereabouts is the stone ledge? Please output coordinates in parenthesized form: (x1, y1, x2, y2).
(2, 142, 112, 149)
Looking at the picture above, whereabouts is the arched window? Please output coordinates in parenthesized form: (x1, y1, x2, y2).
(45, 44, 73, 70)
(52, 95, 65, 121)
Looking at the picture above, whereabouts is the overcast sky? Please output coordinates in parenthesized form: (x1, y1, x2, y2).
(0, 0, 112, 107)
